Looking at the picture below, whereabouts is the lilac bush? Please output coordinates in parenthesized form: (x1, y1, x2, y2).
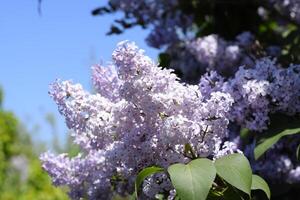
(40, 1, 300, 199)
(41, 41, 236, 199)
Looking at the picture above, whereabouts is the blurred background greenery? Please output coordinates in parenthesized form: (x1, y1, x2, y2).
(0, 88, 79, 200)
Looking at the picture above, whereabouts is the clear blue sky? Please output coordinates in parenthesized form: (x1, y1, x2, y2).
(0, 1, 158, 145)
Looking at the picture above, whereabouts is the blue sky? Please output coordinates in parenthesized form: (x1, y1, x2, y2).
(0, 1, 158, 145)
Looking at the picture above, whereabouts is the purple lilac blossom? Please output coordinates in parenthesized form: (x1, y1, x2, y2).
(198, 58, 300, 131)
(186, 32, 256, 77)
(165, 32, 268, 83)
(41, 41, 234, 199)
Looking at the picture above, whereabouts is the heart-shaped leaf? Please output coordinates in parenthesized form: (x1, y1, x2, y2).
(168, 158, 216, 200)
(214, 153, 252, 196)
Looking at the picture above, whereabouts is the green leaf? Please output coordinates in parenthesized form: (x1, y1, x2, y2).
(134, 166, 164, 199)
(254, 127, 300, 160)
(251, 174, 271, 199)
(168, 158, 216, 200)
(254, 115, 300, 160)
(214, 153, 252, 196)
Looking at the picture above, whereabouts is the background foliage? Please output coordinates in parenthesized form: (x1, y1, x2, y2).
(0, 88, 69, 200)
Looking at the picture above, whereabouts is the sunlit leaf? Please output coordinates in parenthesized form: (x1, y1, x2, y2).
(168, 158, 216, 200)
(215, 153, 252, 196)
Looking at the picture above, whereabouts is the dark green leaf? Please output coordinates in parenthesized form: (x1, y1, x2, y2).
(168, 158, 216, 200)
(254, 115, 300, 160)
(254, 127, 300, 160)
(214, 153, 252, 196)
(251, 174, 271, 199)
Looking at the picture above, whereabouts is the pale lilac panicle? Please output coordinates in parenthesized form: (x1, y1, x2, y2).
(187, 34, 222, 69)
(42, 41, 234, 199)
(199, 58, 300, 131)
(229, 58, 300, 130)
(199, 69, 270, 131)
(186, 33, 255, 77)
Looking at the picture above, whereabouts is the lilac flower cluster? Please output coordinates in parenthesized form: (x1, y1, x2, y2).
(186, 32, 256, 77)
(40, 41, 234, 199)
(199, 58, 300, 131)
(165, 32, 281, 83)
